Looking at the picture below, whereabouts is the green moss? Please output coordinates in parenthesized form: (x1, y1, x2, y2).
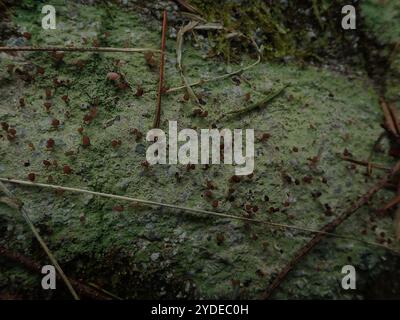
(361, 0, 400, 45)
(190, 0, 364, 65)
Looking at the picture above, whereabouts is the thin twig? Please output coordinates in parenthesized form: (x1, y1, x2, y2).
(0, 46, 160, 53)
(153, 10, 167, 129)
(262, 161, 400, 299)
(0, 177, 398, 254)
(340, 155, 391, 171)
(88, 282, 122, 300)
(388, 102, 400, 135)
(380, 98, 398, 137)
(173, 0, 202, 14)
(0, 182, 79, 300)
(367, 131, 387, 175)
(378, 193, 400, 212)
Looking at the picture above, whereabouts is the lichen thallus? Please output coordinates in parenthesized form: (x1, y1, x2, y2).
(0, 178, 397, 256)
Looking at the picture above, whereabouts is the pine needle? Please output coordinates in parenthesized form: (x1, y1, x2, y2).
(153, 10, 168, 128)
(176, 21, 202, 105)
(0, 46, 160, 53)
(167, 23, 262, 94)
(219, 84, 289, 120)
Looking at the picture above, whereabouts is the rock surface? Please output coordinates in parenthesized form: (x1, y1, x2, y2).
(0, 0, 399, 299)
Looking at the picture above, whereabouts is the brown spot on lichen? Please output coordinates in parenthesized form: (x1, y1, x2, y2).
(51, 119, 60, 129)
(82, 135, 91, 147)
(111, 139, 122, 148)
(63, 165, 72, 174)
(46, 138, 55, 149)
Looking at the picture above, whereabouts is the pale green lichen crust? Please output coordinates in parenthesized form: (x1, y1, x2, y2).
(0, 1, 399, 299)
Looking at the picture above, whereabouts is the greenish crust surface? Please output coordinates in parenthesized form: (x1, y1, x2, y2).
(0, 1, 400, 299)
